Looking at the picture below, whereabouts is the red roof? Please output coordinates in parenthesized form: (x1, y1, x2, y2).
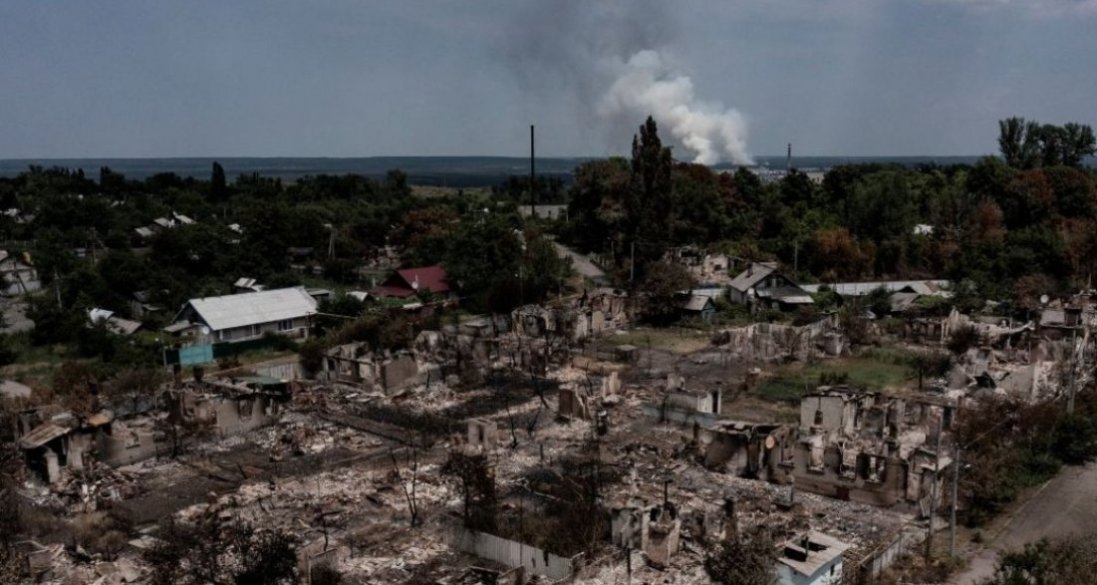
(372, 265, 450, 298)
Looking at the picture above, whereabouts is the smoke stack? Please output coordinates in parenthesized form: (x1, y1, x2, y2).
(530, 124, 536, 217)
(787, 143, 792, 173)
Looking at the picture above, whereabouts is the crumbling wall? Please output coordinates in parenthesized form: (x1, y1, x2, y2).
(213, 395, 279, 436)
(381, 355, 419, 394)
(98, 428, 163, 467)
(713, 319, 842, 362)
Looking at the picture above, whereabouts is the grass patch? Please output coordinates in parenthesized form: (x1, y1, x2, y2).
(755, 350, 914, 404)
(604, 327, 712, 355)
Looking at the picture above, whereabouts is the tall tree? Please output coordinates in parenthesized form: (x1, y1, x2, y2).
(998, 117, 1041, 169)
(210, 161, 227, 202)
(626, 116, 674, 281)
(1061, 122, 1097, 167)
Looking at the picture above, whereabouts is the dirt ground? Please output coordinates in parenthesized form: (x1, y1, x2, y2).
(950, 462, 1097, 584)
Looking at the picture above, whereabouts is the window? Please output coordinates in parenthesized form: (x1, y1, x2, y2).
(278, 319, 293, 332)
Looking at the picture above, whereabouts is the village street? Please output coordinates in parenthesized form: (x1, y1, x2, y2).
(952, 462, 1097, 584)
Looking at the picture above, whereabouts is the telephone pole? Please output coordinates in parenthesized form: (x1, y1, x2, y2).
(530, 125, 536, 217)
(925, 417, 943, 562)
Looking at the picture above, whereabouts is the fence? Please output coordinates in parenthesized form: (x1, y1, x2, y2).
(845, 522, 931, 584)
(449, 525, 578, 582)
(163, 336, 290, 367)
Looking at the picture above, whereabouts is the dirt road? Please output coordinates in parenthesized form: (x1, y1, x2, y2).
(951, 463, 1097, 584)
(553, 242, 607, 284)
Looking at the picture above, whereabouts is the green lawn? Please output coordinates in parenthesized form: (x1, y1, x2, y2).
(755, 350, 914, 404)
(604, 327, 712, 355)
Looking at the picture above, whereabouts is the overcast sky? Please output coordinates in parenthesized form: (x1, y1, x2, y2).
(1, 0, 1095, 160)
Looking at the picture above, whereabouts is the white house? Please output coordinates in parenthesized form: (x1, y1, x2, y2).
(168, 287, 317, 344)
(776, 531, 850, 585)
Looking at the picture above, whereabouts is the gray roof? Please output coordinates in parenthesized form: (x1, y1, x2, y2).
(728, 262, 778, 293)
(801, 280, 951, 297)
(183, 286, 317, 332)
(757, 286, 814, 304)
(680, 295, 714, 312)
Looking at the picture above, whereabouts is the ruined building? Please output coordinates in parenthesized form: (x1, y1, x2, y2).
(787, 386, 955, 509)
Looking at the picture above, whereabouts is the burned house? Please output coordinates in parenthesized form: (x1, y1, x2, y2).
(174, 376, 291, 437)
(320, 343, 427, 394)
(513, 288, 630, 342)
(17, 409, 113, 484)
(696, 421, 792, 481)
(788, 386, 954, 509)
(0, 250, 40, 296)
(776, 531, 850, 585)
(609, 501, 681, 567)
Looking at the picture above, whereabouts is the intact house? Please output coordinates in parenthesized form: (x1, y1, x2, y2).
(678, 293, 716, 322)
(371, 265, 453, 302)
(0, 250, 40, 296)
(800, 280, 951, 316)
(165, 286, 317, 345)
(728, 262, 813, 311)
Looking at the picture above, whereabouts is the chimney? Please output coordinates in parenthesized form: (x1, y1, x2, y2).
(787, 143, 792, 173)
(724, 496, 739, 543)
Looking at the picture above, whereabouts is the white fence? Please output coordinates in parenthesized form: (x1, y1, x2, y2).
(449, 525, 578, 582)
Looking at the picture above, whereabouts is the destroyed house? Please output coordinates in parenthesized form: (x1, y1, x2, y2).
(776, 531, 850, 585)
(789, 386, 955, 508)
(18, 410, 113, 484)
(175, 376, 290, 437)
(0, 250, 40, 296)
(729, 262, 813, 310)
(168, 286, 317, 343)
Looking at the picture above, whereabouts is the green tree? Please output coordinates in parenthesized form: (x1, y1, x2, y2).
(981, 536, 1097, 585)
(704, 528, 778, 585)
(626, 116, 674, 280)
(210, 161, 227, 202)
(998, 117, 1042, 169)
(639, 258, 694, 325)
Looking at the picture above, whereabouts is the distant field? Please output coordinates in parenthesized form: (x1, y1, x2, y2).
(410, 185, 491, 198)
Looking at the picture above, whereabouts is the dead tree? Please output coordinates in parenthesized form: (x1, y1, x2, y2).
(390, 447, 421, 527)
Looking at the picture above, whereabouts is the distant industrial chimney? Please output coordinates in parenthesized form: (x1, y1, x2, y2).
(787, 143, 792, 173)
(530, 124, 536, 217)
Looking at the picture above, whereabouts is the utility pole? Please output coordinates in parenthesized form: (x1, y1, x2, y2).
(1068, 327, 1078, 414)
(530, 124, 536, 218)
(949, 446, 961, 557)
(925, 417, 943, 562)
(629, 241, 636, 284)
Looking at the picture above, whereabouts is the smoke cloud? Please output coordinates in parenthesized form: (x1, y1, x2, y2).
(600, 50, 752, 165)
(503, 1, 753, 165)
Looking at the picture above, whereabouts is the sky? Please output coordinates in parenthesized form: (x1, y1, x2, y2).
(1, 0, 1096, 160)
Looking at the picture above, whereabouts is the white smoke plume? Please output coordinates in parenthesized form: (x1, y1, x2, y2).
(503, 0, 753, 166)
(600, 50, 753, 165)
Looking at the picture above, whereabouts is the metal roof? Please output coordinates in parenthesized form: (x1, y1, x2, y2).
(19, 422, 70, 449)
(801, 280, 951, 297)
(728, 262, 778, 292)
(680, 295, 714, 312)
(184, 287, 317, 332)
